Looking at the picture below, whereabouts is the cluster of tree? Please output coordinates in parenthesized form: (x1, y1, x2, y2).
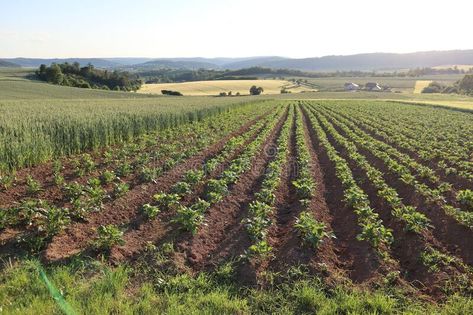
(134, 66, 473, 86)
(137, 67, 428, 84)
(280, 88, 291, 94)
(407, 66, 473, 77)
(217, 87, 264, 97)
(422, 75, 473, 95)
(161, 90, 183, 96)
(36, 62, 142, 91)
(223, 67, 414, 78)
(140, 69, 224, 83)
(218, 91, 241, 97)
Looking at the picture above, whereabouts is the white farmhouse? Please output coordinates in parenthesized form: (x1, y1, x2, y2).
(344, 82, 360, 91)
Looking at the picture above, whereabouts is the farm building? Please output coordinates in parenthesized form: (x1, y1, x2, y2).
(365, 82, 382, 91)
(344, 82, 360, 91)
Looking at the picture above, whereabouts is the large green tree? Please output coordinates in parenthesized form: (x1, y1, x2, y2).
(458, 74, 473, 94)
(249, 85, 264, 95)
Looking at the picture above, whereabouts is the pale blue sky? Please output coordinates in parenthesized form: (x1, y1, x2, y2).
(1, 0, 471, 58)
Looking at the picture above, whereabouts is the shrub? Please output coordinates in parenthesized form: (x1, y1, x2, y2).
(244, 240, 272, 259)
(26, 175, 42, 195)
(172, 205, 204, 234)
(101, 170, 117, 184)
(422, 82, 445, 93)
(161, 90, 183, 96)
(92, 224, 125, 250)
(113, 182, 130, 198)
(0, 173, 15, 191)
(154, 193, 180, 210)
(184, 169, 204, 186)
(295, 211, 334, 248)
(457, 189, 473, 209)
(171, 181, 192, 196)
(139, 166, 159, 183)
(141, 204, 160, 220)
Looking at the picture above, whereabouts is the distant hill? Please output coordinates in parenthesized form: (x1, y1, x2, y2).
(130, 50, 473, 71)
(0, 59, 20, 67)
(252, 50, 473, 71)
(135, 59, 220, 70)
(106, 58, 154, 65)
(4, 50, 473, 71)
(222, 57, 289, 69)
(4, 58, 121, 68)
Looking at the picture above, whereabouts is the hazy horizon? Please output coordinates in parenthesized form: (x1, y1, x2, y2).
(4, 49, 473, 61)
(1, 0, 471, 59)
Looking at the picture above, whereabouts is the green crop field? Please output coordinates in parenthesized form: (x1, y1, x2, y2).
(4, 1, 473, 312)
(303, 74, 464, 93)
(1, 72, 473, 314)
(0, 69, 267, 171)
(139, 79, 315, 96)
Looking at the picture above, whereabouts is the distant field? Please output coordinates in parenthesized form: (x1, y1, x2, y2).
(139, 79, 315, 96)
(0, 67, 153, 100)
(413, 80, 432, 94)
(2, 99, 473, 314)
(432, 64, 473, 71)
(3, 66, 473, 313)
(272, 89, 473, 111)
(305, 74, 463, 93)
(0, 68, 268, 170)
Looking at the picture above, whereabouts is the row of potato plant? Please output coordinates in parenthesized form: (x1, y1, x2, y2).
(175, 106, 286, 235)
(142, 106, 280, 230)
(327, 104, 473, 189)
(292, 105, 334, 250)
(340, 108, 473, 182)
(146, 105, 287, 235)
(340, 102, 473, 180)
(313, 104, 473, 229)
(307, 104, 432, 234)
(304, 104, 394, 258)
(242, 105, 293, 259)
(0, 104, 274, 251)
(0, 102, 271, 195)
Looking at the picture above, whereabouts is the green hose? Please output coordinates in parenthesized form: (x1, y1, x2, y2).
(38, 267, 77, 315)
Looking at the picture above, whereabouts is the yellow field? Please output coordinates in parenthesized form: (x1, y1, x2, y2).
(138, 80, 316, 96)
(399, 100, 473, 110)
(432, 64, 473, 71)
(413, 80, 432, 94)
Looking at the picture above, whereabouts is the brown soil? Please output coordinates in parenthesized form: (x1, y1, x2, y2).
(300, 106, 383, 284)
(314, 106, 473, 267)
(267, 106, 342, 284)
(315, 108, 458, 297)
(42, 112, 271, 263)
(109, 113, 273, 262)
(175, 108, 290, 285)
(329, 107, 473, 201)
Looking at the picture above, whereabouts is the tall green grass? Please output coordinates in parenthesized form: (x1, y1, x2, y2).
(0, 258, 471, 314)
(0, 98, 264, 172)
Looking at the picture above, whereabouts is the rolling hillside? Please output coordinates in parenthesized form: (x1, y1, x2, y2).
(0, 60, 20, 67)
(4, 58, 121, 68)
(132, 50, 473, 71)
(139, 79, 315, 95)
(4, 50, 473, 71)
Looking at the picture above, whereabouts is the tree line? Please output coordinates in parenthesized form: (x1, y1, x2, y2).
(36, 62, 142, 91)
(422, 74, 473, 95)
(406, 66, 473, 77)
(125, 66, 473, 86)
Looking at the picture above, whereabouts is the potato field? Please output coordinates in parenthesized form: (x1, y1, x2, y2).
(1, 100, 473, 313)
